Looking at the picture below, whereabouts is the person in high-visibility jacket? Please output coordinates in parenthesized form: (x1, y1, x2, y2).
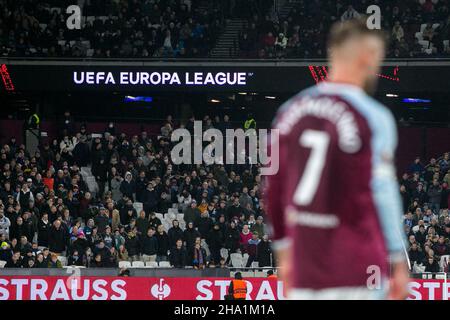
(228, 272, 247, 300)
(243, 113, 256, 131)
(26, 112, 40, 129)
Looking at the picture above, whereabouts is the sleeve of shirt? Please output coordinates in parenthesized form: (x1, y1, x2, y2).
(371, 110, 407, 263)
(265, 126, 291, 251)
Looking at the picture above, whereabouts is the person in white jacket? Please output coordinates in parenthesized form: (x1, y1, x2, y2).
(0, 209, 11, 239)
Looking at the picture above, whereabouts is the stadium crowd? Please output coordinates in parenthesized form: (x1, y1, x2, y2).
(239, 0, 450, 59)
(0, 0, 226, 58)
(0, 113, 273, 269)
(0, 113, 448, 272)
(403, 154, 450, 273)
(2, 0, 450, 59)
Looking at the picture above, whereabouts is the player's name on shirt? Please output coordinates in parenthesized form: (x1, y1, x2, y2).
(276, 96, 362, 154)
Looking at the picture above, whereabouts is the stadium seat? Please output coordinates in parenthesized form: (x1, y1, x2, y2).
(251, 261, 259, 268)
(133, 202, 143, 213)
(81, 40, 91, 49)
(131, 261, 145, 268)
(98, 16, 108, 22)
(420, 23, 427, 33)
(176, 213, 185, 221)
(443, 40, 449, 50)
(146, 261, 158, 268)
(86, 16, 95, 23)
(119, 261, 131, 268)
(166, 210, 177, 221)
(230, 253, 243, 268)
(220, 248, 229, 261)
(39, 24, 47, 31)
(439, 255, 449, 271)
(242, 253, 249, 267)
(415, 32, 423, 41)
(418, 40, 430, 49)
(86, 49, 94, 57)
(57, 256, 67, 266)
(158, 261, 171, 268)
(155, 213, 164, 221)
(0, 260, 6, 268)
(412, 225, 420, 233)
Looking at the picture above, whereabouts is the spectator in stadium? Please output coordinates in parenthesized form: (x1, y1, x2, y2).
(169, 239, 188, 268)
(140, 227, 158, 263)
(424, 256, 440, 272)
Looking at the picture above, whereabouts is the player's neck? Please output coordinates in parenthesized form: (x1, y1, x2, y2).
(327, 67, 365, 90)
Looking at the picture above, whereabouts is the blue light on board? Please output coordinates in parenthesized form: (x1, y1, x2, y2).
(124, 96, 153, 103)
(402, 98, 431, 103)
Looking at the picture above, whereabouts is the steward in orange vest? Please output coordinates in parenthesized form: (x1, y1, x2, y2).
(228, 272, 247, 300)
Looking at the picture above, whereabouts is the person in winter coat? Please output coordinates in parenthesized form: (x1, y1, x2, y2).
(142, 182, 158, 213)
(120, 172, 136, 201)
(206, 223, 224, 264)
(0, 210, 11, 239)
(424, 257, 440, 272)
(37, 213, 50, 247)
(257, 234, 272, 267)
(140, 227, 158, 262)
(16, 184, 34, 209)
(169, 239, 187, 268)
(183, 221, 201, 250)
(155, 224, 170, 262)
(196, 211, 213, 239)
(136, 210, 149, 236)
(125, 227, 140, 261)
(48, 220, 68, 254)
(184, 200, 201, 225)
(168, 219, 184, 247)
(110, 173, 123, 202)
(224, 221, 240, 254)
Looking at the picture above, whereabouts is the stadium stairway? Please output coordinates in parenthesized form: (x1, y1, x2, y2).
(209, 19, 246, 58)
(80, 166, 99, 197)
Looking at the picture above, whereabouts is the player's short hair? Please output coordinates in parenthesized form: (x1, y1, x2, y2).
(327, 17, 386, 51)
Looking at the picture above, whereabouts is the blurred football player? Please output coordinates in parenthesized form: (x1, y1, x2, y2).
(266, 18, 409, 300)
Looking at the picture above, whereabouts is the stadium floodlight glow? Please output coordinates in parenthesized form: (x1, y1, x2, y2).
(402, 98, 431, 103)
(265, 96, 276, 100)
(238, 92, 247, 95)
(386, 93, 398, 97)
(210, 99, 221, 103)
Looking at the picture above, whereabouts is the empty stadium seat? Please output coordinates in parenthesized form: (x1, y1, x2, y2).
(155, 213, 164, 221)
(415, 32, 423, 41)
(146, 261, 158, 268)
(220, 248, 229, 261)
(158, 261, 171, 268)
(118, 261, 131, 268)
(251, 261, 259, 268)
(439, 255, 449, 271)
(133, 202, 143, 213)
(230, 253, 243, 268)
(0, 260, 6, 268)
(131, 261, 145, 268)
(242, 253, 249, 267)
